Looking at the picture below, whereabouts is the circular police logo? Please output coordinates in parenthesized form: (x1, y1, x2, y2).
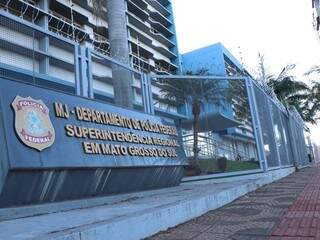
(12, 96, 55, 151)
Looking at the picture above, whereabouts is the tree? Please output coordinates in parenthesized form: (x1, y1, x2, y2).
(255, 56, 316, 123)
(308, 82, 320, 123)
(304, 67, 320, 123)
(256, 53, 269, 84)
(90, 0, 134, 108)
(155, 69, 227, 168)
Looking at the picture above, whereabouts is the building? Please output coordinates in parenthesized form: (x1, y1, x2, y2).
(313, 0, 320, 31)
(0, 0, 310, 174)
(0, 0, 181, 111)
(0, 0, 187, 207)
(180, 43, 258, 163)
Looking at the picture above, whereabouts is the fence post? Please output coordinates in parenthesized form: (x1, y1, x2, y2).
(142, 74, 155, 114)
(86, 48, 93, 98)
(245, 77, 268, 172)
(38, 0, 49, 75)
(74, 45, 93, 98)
(267, 100, 282, 168)
(287, 114, 299, 168)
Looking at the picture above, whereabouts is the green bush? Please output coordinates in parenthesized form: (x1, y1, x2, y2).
(198, 158, 259, 174)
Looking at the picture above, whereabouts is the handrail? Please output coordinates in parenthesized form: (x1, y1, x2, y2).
(182, 133, 253, 161)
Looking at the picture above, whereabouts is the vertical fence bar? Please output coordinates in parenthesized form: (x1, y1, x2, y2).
(74, 45, 81, 96)
(74, 45, 92, 97)
(268, 100, 282, 168)
(245, 77, 268, 171)
(277, 110, 291, 166)
(86, 48, 93, 98)
(141, 74, 154, 114)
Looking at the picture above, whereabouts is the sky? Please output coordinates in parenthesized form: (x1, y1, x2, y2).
(171, 0, 320, 144)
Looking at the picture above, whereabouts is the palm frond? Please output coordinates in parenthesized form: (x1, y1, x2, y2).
(305, 65, 320, 76)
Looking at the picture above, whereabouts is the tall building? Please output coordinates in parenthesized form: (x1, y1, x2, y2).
(180, 43, 258, 162)
(0, 0, 181, 109)
(312, 0, 320, 31)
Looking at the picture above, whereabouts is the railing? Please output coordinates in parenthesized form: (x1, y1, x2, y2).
(154, 63, 171, 74)
(253, 79, 287, 113)
(92, 32, 110, 56)
(183, 133, 252, 162)
(0, 2, 310, 173)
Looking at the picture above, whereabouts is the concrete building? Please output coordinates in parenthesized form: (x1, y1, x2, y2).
(1, 0, 251, 166)
(313, 0, 320, 31)
(0, 0, 180, 111)
(0, 0, 309, 175)
(181, 43, 258, 163)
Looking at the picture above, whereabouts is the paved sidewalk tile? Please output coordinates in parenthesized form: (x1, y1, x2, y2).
(146, 167, 317, 240)
(268, 168, 320, 240)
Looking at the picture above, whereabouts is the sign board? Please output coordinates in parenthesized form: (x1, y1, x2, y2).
(0, 78, 186, 207)
(0, 80, 185, 169)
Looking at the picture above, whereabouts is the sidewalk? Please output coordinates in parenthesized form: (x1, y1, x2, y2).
(147, 167, 318, 240)
(0, 168, 294, 240)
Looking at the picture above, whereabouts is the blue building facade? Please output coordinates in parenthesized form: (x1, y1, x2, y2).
(181, 42, 243, 75)
(0, 0, 310, 176)
(181, 43, 258, 162)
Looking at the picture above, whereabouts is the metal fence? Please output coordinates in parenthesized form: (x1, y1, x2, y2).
(252, 80, 309, 169)
(0, 7, 148, 113)
(151, 75, 262, 175)
(150, 75, 310, 177)
(0, 9, 310, 178)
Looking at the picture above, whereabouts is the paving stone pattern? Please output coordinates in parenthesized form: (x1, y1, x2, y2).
(269, 167, 320, 240)
(147, 167, 317, 240)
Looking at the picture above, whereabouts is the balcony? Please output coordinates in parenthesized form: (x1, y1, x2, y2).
(150, 27, 175, 48)
(145, 0, 170, 17)
(129, 40, 154, 59)
(127, 0, 149, 22)
(148, 10, 172, 27)
(130, 0, 148, 10)
(48, 10, 87, 43)
(127, 12, 175, 49)
(155, 0, 170, 7)
(129, 26, 153, 46)
(127, 12, 151, 35)
(0, 0, 46, 22)
(154, 58, 177, 73)
(131, 53, 153, 72)
(92, 32, 110, 56)
(149, 17, 173, 38)
(154, 64, 171, 75)
(152, 43, 176, 59)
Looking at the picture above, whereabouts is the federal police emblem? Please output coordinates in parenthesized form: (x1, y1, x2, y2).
(12, 96, 55, 151)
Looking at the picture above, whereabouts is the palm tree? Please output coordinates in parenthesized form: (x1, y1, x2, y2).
(308, 82, 320, 123)
(304, 67, 320, 123)
(256, 57, 315, 123)
(90, 0, 134, 108)
(155, 69, 228, 168)
(268, 67, 317, 123)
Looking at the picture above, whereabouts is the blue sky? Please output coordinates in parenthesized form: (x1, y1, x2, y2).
(172, 0, 320, 144)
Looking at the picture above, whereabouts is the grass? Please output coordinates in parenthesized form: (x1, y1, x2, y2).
(198, 158, 260, 174)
